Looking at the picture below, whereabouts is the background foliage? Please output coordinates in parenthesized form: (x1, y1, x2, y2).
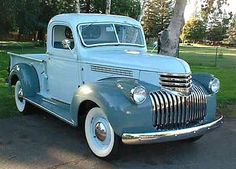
(0, 0, 140, 40)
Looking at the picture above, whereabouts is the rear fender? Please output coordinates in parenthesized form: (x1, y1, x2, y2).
(8, 63, 40, 97)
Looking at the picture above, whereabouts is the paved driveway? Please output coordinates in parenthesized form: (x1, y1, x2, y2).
(0, 111, 235, 169)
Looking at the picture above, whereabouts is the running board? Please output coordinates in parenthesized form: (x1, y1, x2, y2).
(24, 94, 75, 126)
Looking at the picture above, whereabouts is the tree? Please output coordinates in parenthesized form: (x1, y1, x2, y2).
(201, 0, 228, 22)
(0, 0, 16, 36)
(111, 0, 141, 18)
(181, 17, 206, 43)
(138, 0, 148, 22)
(106, 0, 111, 14)
(15, 0, 40, 38)
(207, 10, 232, 42)
(223, 15, 236, 45)
(159, 0, 187, 56)
(81, 0, 140, 19)
(76, 0, 81, 13)
(142, 0, 174, 39)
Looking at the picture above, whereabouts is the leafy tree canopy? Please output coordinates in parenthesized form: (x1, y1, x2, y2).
(142, 0, 174, 39)
(181, 17, 206, 42)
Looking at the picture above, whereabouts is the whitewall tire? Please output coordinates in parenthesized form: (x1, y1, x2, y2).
(85, 107, 119, 159)
(14, 81, 31, 114)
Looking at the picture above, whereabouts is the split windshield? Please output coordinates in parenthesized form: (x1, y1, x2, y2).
(78, 23, 144, 47)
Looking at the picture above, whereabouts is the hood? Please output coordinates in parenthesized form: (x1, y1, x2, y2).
(82, 49, 191, 74)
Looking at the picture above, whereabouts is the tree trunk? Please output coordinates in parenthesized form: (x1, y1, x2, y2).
(138, 0, 147, 22)
(105, 0, 111, 14)
(85, 0, 91, 13)
(159, 0, 187, 57)
(75, 0, 80, 13)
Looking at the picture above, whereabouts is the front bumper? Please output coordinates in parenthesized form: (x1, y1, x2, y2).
(122, 115, 223, 145)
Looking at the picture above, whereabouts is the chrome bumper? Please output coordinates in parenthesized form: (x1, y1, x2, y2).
(122, 116, 223, 145)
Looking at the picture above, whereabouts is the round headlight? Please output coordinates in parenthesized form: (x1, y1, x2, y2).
(131, 86, 147, 104)
(209, 78, 220, 93)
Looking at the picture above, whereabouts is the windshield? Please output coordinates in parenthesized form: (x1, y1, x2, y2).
(78, 23, 144, 47)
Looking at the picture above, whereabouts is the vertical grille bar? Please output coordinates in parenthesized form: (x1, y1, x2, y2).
(171, 95, 178, 124)
(160, 91, 169, 125)
(196, 86, 201, 120)
(150, 85, 207, 130)
(189, 94, 193, 122)
(154, 93, 161, 126)
(150, 93, 157, 127)
(166, 92, 174, 124)
(192, 89, 197, 121)
(157, 91, 165, 126)
(181, 97, 185, 124)
(176, 96, 181, 124)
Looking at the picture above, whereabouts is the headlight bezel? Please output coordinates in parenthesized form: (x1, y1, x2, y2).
(130, 86, 147, 104)
(209, 78, 220, 94)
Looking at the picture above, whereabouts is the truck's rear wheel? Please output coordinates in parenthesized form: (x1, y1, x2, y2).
(15, 81, 31, 114)
(85, 107, 119, 159)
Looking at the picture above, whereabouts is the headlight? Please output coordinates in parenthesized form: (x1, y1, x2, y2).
(209, 78, 220, 93)
(131, 86, 147, 104)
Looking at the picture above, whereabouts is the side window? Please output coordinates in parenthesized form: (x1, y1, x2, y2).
(53, 25, 74, 49)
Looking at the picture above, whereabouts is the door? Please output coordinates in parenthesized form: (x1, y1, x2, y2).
(47, 24, 80, 104)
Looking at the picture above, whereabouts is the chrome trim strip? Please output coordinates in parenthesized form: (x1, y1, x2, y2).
(160, 81, 192, 87)
(160, 76, 192, 82)
(122, 116, 223, 145)
(160, 73, 191, 77)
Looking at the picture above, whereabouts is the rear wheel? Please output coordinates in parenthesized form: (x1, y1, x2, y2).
(85, 107, 119, 159)
(14, 81, 32, 114)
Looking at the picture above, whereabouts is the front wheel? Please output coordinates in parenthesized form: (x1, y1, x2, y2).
(14, 80, 32, 114)
(85, 107, 119, 159)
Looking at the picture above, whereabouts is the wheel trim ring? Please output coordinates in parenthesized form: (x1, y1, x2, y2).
(85, 108, 115, 157)
(15, 81, 26, 112)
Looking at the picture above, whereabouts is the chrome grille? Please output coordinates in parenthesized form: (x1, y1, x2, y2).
(160, 73, 192, 95)
(150, 85, 207, 130)
(91, 65, 133, 77)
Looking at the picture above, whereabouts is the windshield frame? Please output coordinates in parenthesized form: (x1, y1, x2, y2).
(77, 22, 145, 48)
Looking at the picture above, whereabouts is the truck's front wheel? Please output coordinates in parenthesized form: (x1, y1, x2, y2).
(15, 81, 31, 114)
(85, 107, 119, 159)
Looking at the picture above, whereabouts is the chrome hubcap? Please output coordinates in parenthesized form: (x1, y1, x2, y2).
(18, 88, 24, 102)
(95, 122, 107, 141)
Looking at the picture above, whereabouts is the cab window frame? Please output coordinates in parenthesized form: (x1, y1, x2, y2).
(52, 24, 75, 50)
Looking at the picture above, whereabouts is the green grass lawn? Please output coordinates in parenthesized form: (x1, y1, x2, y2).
(0, 42, 236, 118)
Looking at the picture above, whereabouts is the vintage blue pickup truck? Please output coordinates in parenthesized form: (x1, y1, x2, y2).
(8, 13, 223, 159)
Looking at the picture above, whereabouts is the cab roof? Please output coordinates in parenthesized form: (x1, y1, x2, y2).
(50, 13, 141, 27)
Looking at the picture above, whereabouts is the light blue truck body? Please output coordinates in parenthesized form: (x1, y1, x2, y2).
(8, 13, 223, 145)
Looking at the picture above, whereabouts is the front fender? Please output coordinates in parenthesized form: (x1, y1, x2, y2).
(192, 73, 216, 94)
(71, 78, 158, 136)
(8, 63, 40, 97)
(192, 73, 218, 122)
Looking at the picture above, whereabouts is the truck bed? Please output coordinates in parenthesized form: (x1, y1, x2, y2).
(8, 52, 48, 64)
(9, 52, 49, 96)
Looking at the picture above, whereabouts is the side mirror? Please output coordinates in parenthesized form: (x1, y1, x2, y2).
(62, 39, 71, 49)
